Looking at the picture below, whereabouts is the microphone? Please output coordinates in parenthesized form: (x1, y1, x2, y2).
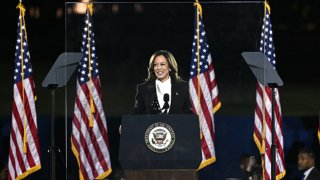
(162, 93, 170, 114)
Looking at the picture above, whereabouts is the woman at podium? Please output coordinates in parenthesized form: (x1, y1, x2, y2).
(132, 50, 193, 114)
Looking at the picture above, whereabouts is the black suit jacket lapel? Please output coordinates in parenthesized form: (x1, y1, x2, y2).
(169, 81, 178, 114)
(306, 168, 320, 180)
(145, 82, 157, 113)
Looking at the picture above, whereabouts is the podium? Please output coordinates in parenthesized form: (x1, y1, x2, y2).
(119, 114, 202, 180)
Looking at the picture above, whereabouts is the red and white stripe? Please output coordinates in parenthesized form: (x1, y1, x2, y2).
(189, 54, 220, 169)
(8, 78, 41, 180)
(207, 54, 220, 112)
(71, 77, 112, 180)
(254, 83, 285, 180)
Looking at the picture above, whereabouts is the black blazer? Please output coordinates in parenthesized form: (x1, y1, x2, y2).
(306, 167, 320, 180)
(132, 79, 193, 114)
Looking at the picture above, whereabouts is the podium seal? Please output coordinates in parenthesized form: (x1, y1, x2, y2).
(145, 122, 175, 153)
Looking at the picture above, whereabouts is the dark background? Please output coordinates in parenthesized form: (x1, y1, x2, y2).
(0, 0, 319, 179)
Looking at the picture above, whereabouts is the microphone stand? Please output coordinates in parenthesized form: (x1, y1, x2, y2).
(162, 102, 169, 114)
(162, 93, 170, 114)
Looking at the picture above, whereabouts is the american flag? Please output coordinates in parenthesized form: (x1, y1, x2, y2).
(71, 4, 112, 179)
(189, 2, 221, 170)
(253, 4, 285, 180)
(8, 3, 41, 179)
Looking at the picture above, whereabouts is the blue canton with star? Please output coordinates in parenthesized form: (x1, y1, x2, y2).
(260, 9, 276, 68)
(78, 11, 99, 84)
(190, 9, 210, 78)
(14, 14, 33, 83)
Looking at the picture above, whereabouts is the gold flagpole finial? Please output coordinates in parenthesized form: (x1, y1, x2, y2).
(87, 2, 93, 16)
(265, 1, 271, 14)
(194, 0, 202, 17)
(16, 2, 26, 17)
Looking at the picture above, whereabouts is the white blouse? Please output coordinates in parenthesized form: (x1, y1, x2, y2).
(155, 77, 171, 113)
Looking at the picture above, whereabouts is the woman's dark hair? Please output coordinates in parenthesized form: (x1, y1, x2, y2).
(146, 50, 180, 82)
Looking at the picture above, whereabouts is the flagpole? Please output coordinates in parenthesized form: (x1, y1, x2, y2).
(318, 112, 320, 144)
(194, 0, 203, 142)
(261, 4, 267, 174)
(195, 0, 201, 118)
(264, 2, 277, 179)
(17, 1, 28, 154)
(86, 3, 96, 128)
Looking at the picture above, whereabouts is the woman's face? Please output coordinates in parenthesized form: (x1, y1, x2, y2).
(153, 55, 170, 82)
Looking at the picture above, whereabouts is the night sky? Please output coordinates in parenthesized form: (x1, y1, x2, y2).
(1, 0, 319, 117)
(0, 1, 319, 179)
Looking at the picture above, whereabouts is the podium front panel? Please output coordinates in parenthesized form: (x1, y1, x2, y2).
(119, 114, 202, 170)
